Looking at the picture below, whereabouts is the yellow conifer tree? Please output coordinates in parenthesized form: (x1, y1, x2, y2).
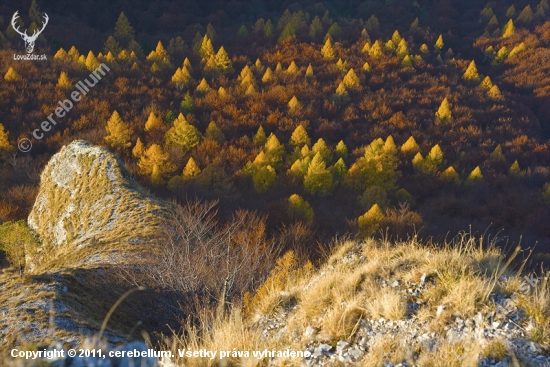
(304, 152, 332, 196)
(391, 30, 402, 46)
(105, 51, 116, 63)
(85, 51, 100, 71)
(400, 136, 420, 154)
(0, 123, 11, 151)
(288, 96, 301, 110)
(138, 143, 176, 175)
(427, 144, 445, 168)
(441, 166, 460, 184)
(335, 58, 348, 72)
(462, 60, 480, 83)
(245, 84, 256, 96)
(144, 112, 162, 131)
(218, 86, 228, 98)
(183, 157, 201, 180)
(368, 40, 383, 58)
(67, 46, 80, 61)
(402, 55, 414, 69)
(286, 61, 300, 74)
(342, 68, 360, 89)
(509, 160, 521, 175)
(434, 34, 444, 51)
(199, 35, 215, 60)
(265, 133, 284, 167)
(287, 194, 314, 220)
(183, 57, 193, 72)
(150, 62, 160, 73)
(214, 46, 233, 72)
(502, 19, 515, 38)
(383, 135, 398, 155)
(480, 76, 493, 90)
(412, 152, 425, 171)
(321, 38, 335, 59)
(396, 39, 409, 57)
(305, 64, 314, 77)
(56, 71, 72, 89)
(362, 61, 371, 72)
(164, 113, 201, 150)
(262, 67, 273, 82)
(117, 49, 129, 61)
(132, 137, 144, 158)
(490, 144, 505, 162)
(435, 98, 452, 121)
(195, 78, 211, 94)
(335, 140, 348, 160)
(358, 204, 385, 237)
(290, 125, 311, 147)
(54, 48, 68, 60)
(488, 85, 502, 99)
(509, 43, 526, 58)
(241, 73, 256, 87)
(4, 67, 21, 81)
(104, 110, 133, 150)
(254, 125, 267, 145)
(466, 166, 483, 184)
(171, 67, 191, 90)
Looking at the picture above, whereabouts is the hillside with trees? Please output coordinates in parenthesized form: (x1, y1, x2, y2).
(2, 0, 550, 364)
(2, 0, 550, 264)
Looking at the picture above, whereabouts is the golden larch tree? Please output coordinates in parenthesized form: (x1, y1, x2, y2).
(0, 123, 11, 151)
(290, 125, 311, 147)
(343, 68, 360, 89)
(105, 110, 133, 150)
(138, 143, 176, 176)
(56, 71, 72, 89)
(435, 98, 452, 121)
(164, 113, 201, 150)
(144, 112, 162, 131)
(85, 51, 100, 71)
(132, 137, 145, 158)
(462, 60, 480, 83)
(358, 204, 385, 237)
(4, 67, 21, 81)
(183, 157, 201, 180)
(321, 38, 335, 59)
(304, 152, 332, 196)
(288, 96, 301, 110)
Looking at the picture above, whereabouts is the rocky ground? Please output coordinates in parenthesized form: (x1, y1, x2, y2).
(249, 241, 550, 367)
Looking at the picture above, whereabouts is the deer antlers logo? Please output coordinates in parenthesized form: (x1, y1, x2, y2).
(11, 11, 49, 54)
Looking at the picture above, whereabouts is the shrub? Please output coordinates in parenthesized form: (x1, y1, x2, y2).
(0, 220, 41, 273)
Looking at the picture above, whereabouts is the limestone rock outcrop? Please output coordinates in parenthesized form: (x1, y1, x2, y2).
(28, 140, 171, 265)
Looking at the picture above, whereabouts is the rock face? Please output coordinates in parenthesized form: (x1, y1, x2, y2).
(0, 141, 177, 351)
(28, 140, 171, 265)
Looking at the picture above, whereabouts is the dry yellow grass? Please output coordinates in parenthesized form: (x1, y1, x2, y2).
(364, 335, 417, 367)
(4, 231, 544, 366)
(515, 273, 550, 348)
(416, 340, 481, 367)
(161, 233, 537, 366)
(27, 140, 173, 273)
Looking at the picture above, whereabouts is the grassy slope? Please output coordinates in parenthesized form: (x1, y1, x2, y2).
(164, 235, 550, 366)
(0, 140, 176, 355)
